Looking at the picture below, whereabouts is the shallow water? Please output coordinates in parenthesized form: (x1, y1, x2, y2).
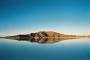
(0, 38, 90, 60)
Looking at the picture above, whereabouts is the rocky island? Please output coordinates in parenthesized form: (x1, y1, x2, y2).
(0, 31, 90, 43)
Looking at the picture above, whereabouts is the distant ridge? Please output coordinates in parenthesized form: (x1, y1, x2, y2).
(0, 31, 90, 43)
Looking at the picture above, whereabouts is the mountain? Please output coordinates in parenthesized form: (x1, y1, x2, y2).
(0, 31, 90, 43)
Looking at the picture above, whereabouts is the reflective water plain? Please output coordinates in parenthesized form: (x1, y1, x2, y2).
(0, 38, 90, 60)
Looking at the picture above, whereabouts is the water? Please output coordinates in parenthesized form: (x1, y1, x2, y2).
(0, 38, 90, 60)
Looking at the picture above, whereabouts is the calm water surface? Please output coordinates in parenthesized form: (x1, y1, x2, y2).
(0, 38, 90, 60)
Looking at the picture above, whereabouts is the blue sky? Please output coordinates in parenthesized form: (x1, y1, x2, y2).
(0, 0, 90, 36)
